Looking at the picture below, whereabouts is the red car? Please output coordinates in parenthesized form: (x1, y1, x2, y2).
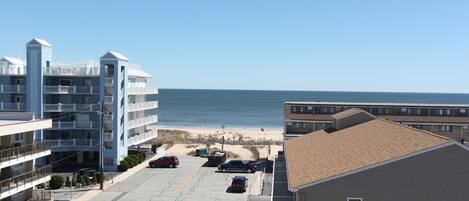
(230, 176, 248, 193)
(149, 156, 179, 168)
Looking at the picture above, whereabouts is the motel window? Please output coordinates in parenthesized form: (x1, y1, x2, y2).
(347, 198, 363, 201)
(441, 125, 453, 132)
(46, 60, 50, 67)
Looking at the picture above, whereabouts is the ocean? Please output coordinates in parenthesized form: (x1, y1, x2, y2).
(156, 89, 469, 129)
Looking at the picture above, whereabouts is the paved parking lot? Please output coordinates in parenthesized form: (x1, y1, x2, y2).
(90, 156, 258, 201)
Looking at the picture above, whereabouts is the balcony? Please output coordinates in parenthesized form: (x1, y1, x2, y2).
(128, 115, 158, 129)
(0, 141, 51, 169)
(127, 129, 158, 146)
(103, 114, 113, 123)
(103, 132, 113, 142)
(105, 78, 114, 86)
(128, 101, 158, 112)
(0, 102, 26, 112)
(44, 85, 98, 94)
(128, 87, 158, 95)
(0, 166, 51, 200)
(0, 66, 26, 76)
(45, 61, 99, 77)
(50, 139, 99, 151)
(104, 96, 113, 104)
(49, 121, 99, 130)
(0, 85, 25, 93)
(44, 103, 100, 112)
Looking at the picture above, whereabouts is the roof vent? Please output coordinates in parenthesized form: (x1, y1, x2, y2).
(332, 108, 376, 131)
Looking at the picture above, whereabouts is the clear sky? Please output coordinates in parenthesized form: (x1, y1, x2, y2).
(0, 0, 468, 93)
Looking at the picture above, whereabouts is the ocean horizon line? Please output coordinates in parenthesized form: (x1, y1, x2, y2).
(159, 88, 469, 95)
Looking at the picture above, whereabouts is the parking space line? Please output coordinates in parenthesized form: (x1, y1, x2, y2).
(175, 165, 203, 193)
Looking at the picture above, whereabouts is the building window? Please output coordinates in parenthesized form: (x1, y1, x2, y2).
(347, 198, 363, 201)
(15, 78, 24, 85)
(441, 125, 453, 132)
(46, 60, 50, 67)
(15, 95, 23, 102)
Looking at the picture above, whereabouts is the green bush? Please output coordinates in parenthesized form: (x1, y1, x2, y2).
(65, 176, 71, 187)
(126, 156, 136, 168)
(49, 175, 64, 190)
(71, 176, 76, 186)
(76, 174, 82, 183)
(83, 175, 91, 186)
(118, 160, 129, 172)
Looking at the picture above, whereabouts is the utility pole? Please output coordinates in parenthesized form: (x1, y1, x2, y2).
(99, 100, 104, 190)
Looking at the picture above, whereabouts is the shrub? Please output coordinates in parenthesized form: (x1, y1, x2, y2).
(126, 156, 136, 168)
(83, 176, 91, 186)
(71, 176, 76, 186)
(118, 160, 129, 172)
(49, 175, 64, 190)
(76, 174, 82, 183)
(65, 176, 71, 187)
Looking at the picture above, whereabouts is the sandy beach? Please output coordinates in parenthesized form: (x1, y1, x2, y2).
(159, 126, 284, 142)
(156, 127, 284, 160)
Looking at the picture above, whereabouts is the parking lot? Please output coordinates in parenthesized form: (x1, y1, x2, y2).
(90, 155, 259, 201)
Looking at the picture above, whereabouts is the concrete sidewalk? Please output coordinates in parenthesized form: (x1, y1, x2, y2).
(73, 150, 165, 201)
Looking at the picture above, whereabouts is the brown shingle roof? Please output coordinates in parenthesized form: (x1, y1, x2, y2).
(284, 118, 451, 190)
(331, 108, 371, 119)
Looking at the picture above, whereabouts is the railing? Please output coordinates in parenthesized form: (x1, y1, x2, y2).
(50, 139, 99, 150)
(50, 121, 100, 129)
(0, 141, 51, 164)
(103, 132, 113, 142)
(103, 114, 113, 123)
(105, 78, 114, 86)
(128, 129, 158, 145)
(0, 85, 25, 93)
(0, 166, 51, 197)
(44, 103, 100, 112)
(128, 115, 158, 129)
(0, 102, 26, 111)
(128, 101, 158, 112)
(44, 86, 98, 94)
(128, 87, 158, 95)
(104, 96, 113, 104)
(0, 66, 26, 76)
(45, 62, 99, 76)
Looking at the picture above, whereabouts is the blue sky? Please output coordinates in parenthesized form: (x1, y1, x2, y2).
(0, 0, 468, 93)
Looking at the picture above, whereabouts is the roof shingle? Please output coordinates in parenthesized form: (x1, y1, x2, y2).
(284, 118, 451, 190)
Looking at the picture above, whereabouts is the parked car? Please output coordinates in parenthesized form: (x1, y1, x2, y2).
(207, 151, 227, 167)
(149, 156, 179, 168)
(218, 160, 257, 173)
(230, 176, 248, 193)
(75, 168, 96, 180)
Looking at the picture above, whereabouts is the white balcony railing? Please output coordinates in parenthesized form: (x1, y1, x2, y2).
(0, 85, 25, 93)
(0, 166, 51, 200)
(50, 121, 100, 130)
(128, 115, 158, 129)
(128, 87, 158, 95)
(45, 61, 100, 76)
(103, 114, 113, 123)
(44, 103, 100, 112)
(127, 129, 158, 146)
(44, 86, 98, 94)
(50, 139, 99, 151)
(128, 101, 158, 112)
(0, 65, 26, 76)
(0, 102, 26, 111)
(105, 78, 114, 86)
(103, 132, 113, 142)
(104, 96, 113, 104)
